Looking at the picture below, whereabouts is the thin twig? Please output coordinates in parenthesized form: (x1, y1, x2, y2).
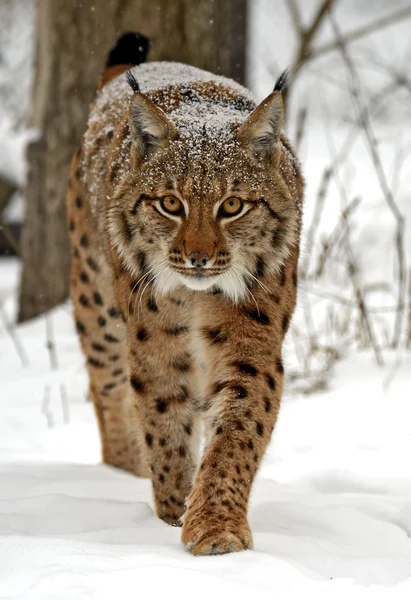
(300, 167, 332, 277)
(285, 0, 303, 34)
(283, 0, 337, 108)
(41, 384, 54, 428)
(45, 313, 58, 370)
(313, 196, 361, 279)
(329, 13, 406, 349)
(0, 299, 29, 367)
(294, 106, 308, 154)
(311, 6, 411, 60)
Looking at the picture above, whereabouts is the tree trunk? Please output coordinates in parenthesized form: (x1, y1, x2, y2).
(18, 0, 247, 322)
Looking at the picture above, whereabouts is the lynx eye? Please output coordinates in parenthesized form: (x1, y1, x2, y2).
(160, 195, 183, 216)
(218, 197, 243, 218)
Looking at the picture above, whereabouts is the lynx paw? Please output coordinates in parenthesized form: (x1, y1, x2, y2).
(181, 510, 253, 555)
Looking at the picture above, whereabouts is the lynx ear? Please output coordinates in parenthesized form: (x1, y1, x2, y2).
(237, 91, 284, 161)
(129, 92, 177, 160)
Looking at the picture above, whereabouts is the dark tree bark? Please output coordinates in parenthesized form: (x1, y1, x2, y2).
(18, 0, 247, 322)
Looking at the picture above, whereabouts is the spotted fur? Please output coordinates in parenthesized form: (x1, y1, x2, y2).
(67, 51, 303, 556)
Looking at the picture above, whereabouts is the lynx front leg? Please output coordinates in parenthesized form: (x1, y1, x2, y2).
(182, 287, 290, 555)
(126, 290, 201, 525)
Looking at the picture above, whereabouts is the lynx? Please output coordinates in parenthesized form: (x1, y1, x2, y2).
(66, 33, 303, 555)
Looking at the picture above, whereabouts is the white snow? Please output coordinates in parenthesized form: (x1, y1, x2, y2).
(1, 258, 411, 599)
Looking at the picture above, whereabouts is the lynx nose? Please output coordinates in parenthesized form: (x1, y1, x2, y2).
(187, 251, 210, 268)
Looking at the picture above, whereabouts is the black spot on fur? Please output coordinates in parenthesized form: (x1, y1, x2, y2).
(137, 327, 149, 341)
(156, 399, 168, 413)
(92, 342, 106, 353)
(103, 382, 117, 391)
(234, 362, 258, 377)
(86, 257, 99, 272)
(292, 271, 298, 286)
(165, 325, 189, 336)
(112, 369, 123, 376)
(216, 426, 223, 434)
(256, 422, 264, 436)
(172, 354, 191, 373)
(264, 397, 272, 412)
(282, 314, 290, 333)
(69, 220, 75, 232)
(248, 439, 254, 450)
(79, 234, 89, 247)
(276, 359, 284, 374)
(130, 376, 145, 393)
(76, 321, 86, 335)
(178, 446, 186, 458)
(88, 357, 105, 368)
(147, 297, 158, 312)
(79, 271, 89, 283)
(93, 291, 103, 306)
(177, 386, 189, 402)
(108, 306, 121, 318)
(266, 373, 276, 390)
(145, 433, 153, 447)
(254, 255, 265, 278)
(79, 294, 89, 307)
(278, 265, 286, 286)
(109, 354, 121, 362)
(183, 423, 192, 435)
(75, 196, 82, 209)
(212, 381, 229, 395)
(204, 328, 229, 344)
(97, 315, 106, 327)
(244, 307, 270, 325)
(231, 385, 248, 398)
(104, 333, 119, 343)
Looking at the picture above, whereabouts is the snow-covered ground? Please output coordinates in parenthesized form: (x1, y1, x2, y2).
(1, 258, 411, 599)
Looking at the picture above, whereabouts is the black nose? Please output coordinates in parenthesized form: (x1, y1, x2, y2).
(188, 251, 210, 268)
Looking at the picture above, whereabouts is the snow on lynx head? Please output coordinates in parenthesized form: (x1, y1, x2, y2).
(105, 63, 299, 302)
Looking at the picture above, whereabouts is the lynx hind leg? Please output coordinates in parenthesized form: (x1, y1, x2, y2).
(89, 381, 149, 476)
(67, 160, 148, 476)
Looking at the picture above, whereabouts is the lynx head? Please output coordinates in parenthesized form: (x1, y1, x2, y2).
(108, 73, 298, 302)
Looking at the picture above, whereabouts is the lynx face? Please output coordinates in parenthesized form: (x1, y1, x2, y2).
(108, 88, 298, 302)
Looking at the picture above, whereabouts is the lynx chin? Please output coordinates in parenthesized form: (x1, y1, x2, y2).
(66, 32, 303, 556)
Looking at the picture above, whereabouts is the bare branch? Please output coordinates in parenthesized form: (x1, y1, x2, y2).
(313, 196, 361, 279)
(283, 0, 338, 108)
(300, 167, 332, 277)
(0, 299, 29, 367)
(311, 6, 411, 60)
(285, 0, 303, 34)
(294, 105, 308, 153)
(328, 13, 406, 349)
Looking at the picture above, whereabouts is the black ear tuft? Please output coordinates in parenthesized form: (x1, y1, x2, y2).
(106, 32, 150, 68)
(126, 70, 141, 94)
(273, 69, 289, 93)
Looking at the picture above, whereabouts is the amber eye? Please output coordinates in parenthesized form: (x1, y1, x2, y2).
(218, 197, 243, 218)
(160, 196, 184, 216)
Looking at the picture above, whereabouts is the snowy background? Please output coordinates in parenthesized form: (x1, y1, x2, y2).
(1, 1, 411, 598)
